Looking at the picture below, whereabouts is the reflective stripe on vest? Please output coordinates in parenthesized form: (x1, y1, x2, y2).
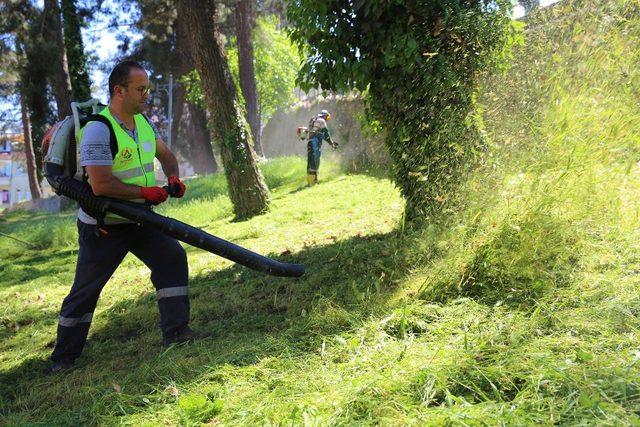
(112, 162, 154, 181)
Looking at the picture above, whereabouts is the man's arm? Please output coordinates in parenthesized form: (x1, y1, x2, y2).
(81, 121, 143, 199)
(321, 128, 335, 145)
(86, 165, 144, 198)
(155, 137, 179, 178)
(91, 136, 180, 199)
(314, 119, 334, 145)
(155, 137, 187, 198)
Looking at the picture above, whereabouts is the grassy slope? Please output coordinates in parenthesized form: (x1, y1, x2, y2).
(2, 0, 640, 424)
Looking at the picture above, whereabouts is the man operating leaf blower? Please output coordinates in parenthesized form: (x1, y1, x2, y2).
(43, 61, 304, 374)
(46, 61, 202, 373)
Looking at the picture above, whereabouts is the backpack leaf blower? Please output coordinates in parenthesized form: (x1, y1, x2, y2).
(41, 99, 305, 278)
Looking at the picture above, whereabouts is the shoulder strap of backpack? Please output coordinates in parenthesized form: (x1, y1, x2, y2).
(80, 114, 118, 160)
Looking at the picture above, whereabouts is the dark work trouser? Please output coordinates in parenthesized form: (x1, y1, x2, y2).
(307, 136, 322, 175)
(51, 220, 190, 363)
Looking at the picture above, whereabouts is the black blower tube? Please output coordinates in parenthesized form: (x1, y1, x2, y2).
(45, 165, 305, 278)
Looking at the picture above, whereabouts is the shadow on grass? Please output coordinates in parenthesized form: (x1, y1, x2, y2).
(0, 248, 77, 290)
(275, 174, 345, 198)
(0, 229, 416, 424)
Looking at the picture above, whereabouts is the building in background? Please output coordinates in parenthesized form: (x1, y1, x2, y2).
(0, 134, 52, 209)
(0, 134, 18, 206)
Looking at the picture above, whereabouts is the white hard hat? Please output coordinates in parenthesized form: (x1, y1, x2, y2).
(319, 110, 331, 121)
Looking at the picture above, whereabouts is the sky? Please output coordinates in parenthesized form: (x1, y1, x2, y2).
(81, 1, 142, 102)
(513, 0, 562, 18)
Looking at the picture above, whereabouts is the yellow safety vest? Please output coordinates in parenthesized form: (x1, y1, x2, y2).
(99, 107, 156, 188)
(81, 107, 157, 224)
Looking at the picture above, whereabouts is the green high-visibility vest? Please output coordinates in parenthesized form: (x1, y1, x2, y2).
(99, 107, 156, 188)
(81, 107, 157, 223)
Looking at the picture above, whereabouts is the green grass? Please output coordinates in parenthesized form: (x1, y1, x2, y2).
(2, 0, 640, 424)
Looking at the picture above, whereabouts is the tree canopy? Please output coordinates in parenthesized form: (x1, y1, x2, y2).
(228, 16, 300, 119)
(183, 15, 300, 122)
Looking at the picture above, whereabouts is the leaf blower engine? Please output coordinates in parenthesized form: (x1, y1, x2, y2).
(42, 99, 304, 278)
(296, 126, 309, 141)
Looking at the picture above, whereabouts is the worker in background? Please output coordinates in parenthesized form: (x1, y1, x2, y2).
(306, 110, 338, 186)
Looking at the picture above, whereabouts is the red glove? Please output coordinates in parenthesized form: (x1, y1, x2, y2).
(140, 186, 169, 204)
(168, 176, 186, 198)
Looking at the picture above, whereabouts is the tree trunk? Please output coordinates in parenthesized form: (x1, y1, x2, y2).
(188, 103, 218, 174)
(19, 93, 42, 200)
(170, 84, 218, 176)
(176, 16, 218, 175)
(60, 0, 92, 101)
(171, 84, 185, 156)
(177, 0, 269, 219)
(21, 21, 52, 182)
(235, 0, 263, 157)
(44, 0, 73, 119)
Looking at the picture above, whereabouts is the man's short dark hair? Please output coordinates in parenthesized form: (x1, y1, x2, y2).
(108, 60, 146, 96)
